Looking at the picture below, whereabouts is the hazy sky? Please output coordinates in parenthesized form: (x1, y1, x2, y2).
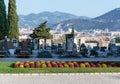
(4, 0, 120, 18)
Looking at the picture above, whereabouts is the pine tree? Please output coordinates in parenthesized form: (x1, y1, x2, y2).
(30, 21, 53, 49)
(0, 0, 8, 40)
(8, 0, 19, 40)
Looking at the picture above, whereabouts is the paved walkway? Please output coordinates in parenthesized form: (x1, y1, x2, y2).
(0, 57, 120, 62)
(0, 74, 120, 84)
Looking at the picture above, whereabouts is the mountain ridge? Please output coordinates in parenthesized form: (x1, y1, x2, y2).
(19, 8, 120, 31)
(52, 8, 120, 32)
(19, 11, 89, 28)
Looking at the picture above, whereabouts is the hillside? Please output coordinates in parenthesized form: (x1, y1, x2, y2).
(19, 8, 120, 31)
(52, 8, 120, 32)
(19, 11, 88, 28)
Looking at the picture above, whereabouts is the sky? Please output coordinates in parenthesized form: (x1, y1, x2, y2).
(4, 0, 120, 18)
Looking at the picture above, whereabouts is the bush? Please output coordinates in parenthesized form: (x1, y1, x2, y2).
(107, 52, 113, 56)
(41, 64, 47, 68)
(17, 50, 30, 58)
(59, 52, 81, 58)
(37, 50, 52, 58)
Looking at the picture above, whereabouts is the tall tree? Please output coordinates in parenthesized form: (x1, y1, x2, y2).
(8, 0, 19, 40)
(71, 25, 75, 37)
(30, 21, 53, 49)
(0, 0, 8, 40)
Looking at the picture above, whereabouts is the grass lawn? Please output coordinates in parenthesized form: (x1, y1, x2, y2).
(1, 62, 120, 73)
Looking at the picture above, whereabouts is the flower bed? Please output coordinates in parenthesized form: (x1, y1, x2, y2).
(13, 61, 120, 68)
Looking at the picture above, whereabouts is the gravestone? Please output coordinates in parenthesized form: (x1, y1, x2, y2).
(32, 39, 39, 56)
(33, 39, 39, 50)
(73, 43, 77, 52)
(109, 44, 117, 54)
(39, 39, 44, 50)
(66, 34, 74, 52)
(13, 39, 19, 48)
(7, 40, 15, 56)
(4, 37, 9, 50)
(21, 41, 28, 50)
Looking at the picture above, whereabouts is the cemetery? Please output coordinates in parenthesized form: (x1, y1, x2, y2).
(0, 0, 120, 73)
(0, 24, 120, 73)
(0, 14, 119, 60)
(0, 33, 120, 59)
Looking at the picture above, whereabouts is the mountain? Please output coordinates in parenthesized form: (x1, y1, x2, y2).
(52, 8, 120, 32)
(19, 11, 89, 28)
(19, 8, 120, 31)
(94, 8, 120, 21)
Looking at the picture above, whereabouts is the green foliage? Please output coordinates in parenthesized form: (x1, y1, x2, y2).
(115, 37, 120, 43)
(0, 0, 8, 40)
(30, 21, 53, 49)
(8, 0, 19, 40)
(30, 21, 52, 39)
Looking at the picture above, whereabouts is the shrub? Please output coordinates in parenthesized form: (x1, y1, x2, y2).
(37, 50, 52, 58)
(102, 64, 107, 67)
(41, 64, 47, 68)
(64, 63, 69, 68)
(80, 63, 86, 68)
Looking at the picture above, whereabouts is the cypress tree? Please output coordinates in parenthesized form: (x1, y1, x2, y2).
(0, 0, 8, 40)
(71, 25, 75, 37)
(8, 0, 19, 40)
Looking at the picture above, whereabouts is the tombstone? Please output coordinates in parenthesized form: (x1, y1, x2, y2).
(62, 43, 66, 51)
(7, 40, 15, 56)
(33, 38, 39, 50)
(46, 39, 52, 51)
(39, 39, 44, 50)
(80, 43, 86, 51)
(13, 39, 19, 48)
(65, 34, 74, 52)
(80, 43, 88, 55)
(4, 37, 10, 50)
(57, 43, 63, 54)
(116, 46, 120, 55)
(21, 41, 28, 50)
(109, 44, 117, 54)
(32, 39, 39, 56)
(93, 46, 99, 51)
(73, 43, 77, 52)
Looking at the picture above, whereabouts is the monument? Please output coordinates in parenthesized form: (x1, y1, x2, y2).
(65, 34, 74, 52)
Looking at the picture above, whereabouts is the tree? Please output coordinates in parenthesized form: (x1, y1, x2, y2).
(30, 21, 53, 49)
(0, 0, 8, 40)
(71, 25, 75, 37)
(115, 37, 120, 43)
(8, 0, 19, 40)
